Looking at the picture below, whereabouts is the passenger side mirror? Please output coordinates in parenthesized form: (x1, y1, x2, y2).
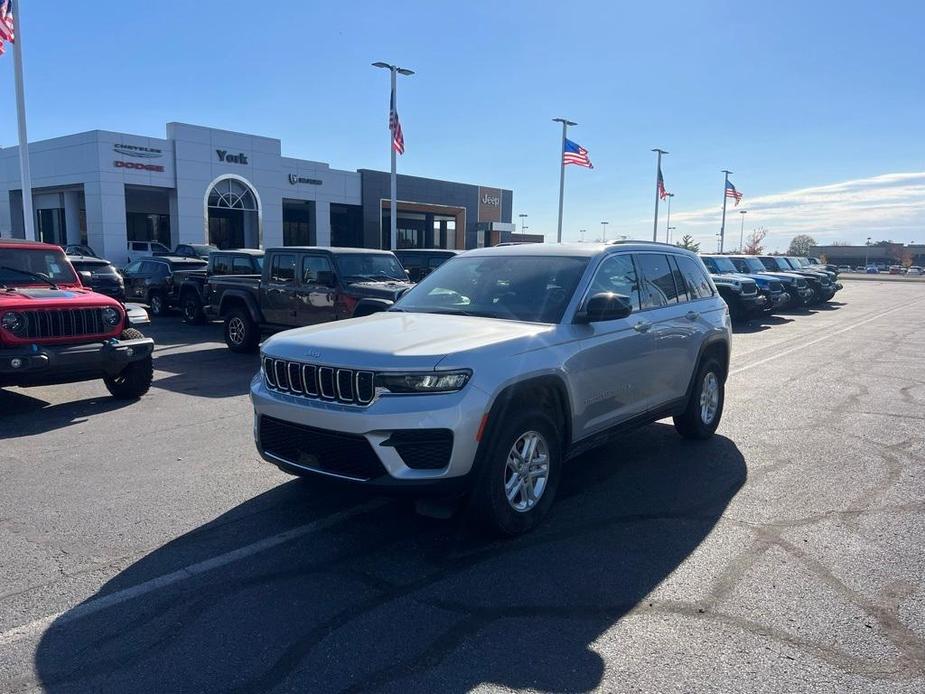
(576, 292, 634, 323)
(315, 270, 337, 287)
(78, 270, 93, 283)
(353, 297, 393, 317)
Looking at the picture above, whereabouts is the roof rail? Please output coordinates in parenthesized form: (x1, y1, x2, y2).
(606, 239, 683, 249)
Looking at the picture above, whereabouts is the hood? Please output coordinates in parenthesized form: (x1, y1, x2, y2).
(345, 280, 415, 301)
(711, 274, 756, 288)
(261, 311, 555, 370)
(757, 271, 807, 283)
(0, 285, 120, 310)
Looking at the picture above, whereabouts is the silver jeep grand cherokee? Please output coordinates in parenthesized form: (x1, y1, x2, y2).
(251, 241, 731, 535)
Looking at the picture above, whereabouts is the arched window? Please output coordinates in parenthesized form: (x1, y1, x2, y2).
(207, 178, 258, 211)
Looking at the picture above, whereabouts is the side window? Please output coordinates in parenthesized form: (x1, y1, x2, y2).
(232, 257, 253, 274)
(269, 254, 296, 284)
(153, 262, 170, 278)
(139, 261, 158, 274)
(636, 253, 682, 308)
(176, 245, 190, 256)
(668, 255, 688, 303)
(587, 254, 640, 312)
(212, 255, 231, 275)
(428, 256, 446, 269)
(124, 261, 142, 274)
(131, 242, 146, 251)
(301, 255, 333, 284)
(677, 256, 714, 300)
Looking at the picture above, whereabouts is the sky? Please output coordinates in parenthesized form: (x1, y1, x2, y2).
(0, 0, 922, 251)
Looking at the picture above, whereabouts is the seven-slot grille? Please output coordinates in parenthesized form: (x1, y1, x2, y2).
(741, 282, 757, 295)
(263, 356, 375, 405)
(18, 308, 109, 339)
(767, 280, 783, 294)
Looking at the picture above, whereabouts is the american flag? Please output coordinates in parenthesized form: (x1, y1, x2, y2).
(725, 179, 743, 206)
(0, 1, 14, 56)
(389, 89, 404, 155)
(657, 164, 669, 199)
(562, 138, 593, 168)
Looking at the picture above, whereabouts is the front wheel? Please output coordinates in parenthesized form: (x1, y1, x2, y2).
(148, 291, 166, 317)
(469, 408, 562, 536)
(224, 308, 260, 353)
(103, 329, 153, 399)
(674, 357, 725, 440)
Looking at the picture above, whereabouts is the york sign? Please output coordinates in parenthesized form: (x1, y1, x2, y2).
(216, 149, 248, 165)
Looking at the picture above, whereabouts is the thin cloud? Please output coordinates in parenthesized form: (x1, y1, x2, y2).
(669, 172, 925, 247)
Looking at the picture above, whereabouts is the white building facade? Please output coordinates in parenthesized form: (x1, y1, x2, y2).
(0, 122, 516, 263)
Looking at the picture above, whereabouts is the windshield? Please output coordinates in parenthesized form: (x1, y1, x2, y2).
(393, 255, 589, 324)
(0, 248, 79, 285)
(704, 256, 737, 273)
(730, 256, 766, 273)
(71, 261, 119, 277)
(335, 254, 406, 282)
(192, 245, 216, 255)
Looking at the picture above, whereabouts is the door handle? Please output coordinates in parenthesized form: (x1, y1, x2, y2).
(633, 320, 652, 333)
(686, 310, 700, 321)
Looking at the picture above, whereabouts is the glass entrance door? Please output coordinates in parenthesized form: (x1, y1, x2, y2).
(37, 208, 66, 246)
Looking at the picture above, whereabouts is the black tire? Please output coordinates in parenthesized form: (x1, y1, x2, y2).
(148, 291, 167, 317)
(674, 357, 725, 440)
(469, 407, 563, 537)
(103, 329, 153, 399)
(224, 307, 260, 353)
(182, 292, 205, 324)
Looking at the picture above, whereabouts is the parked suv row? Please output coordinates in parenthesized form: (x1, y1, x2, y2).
(252, 242, 731, 535)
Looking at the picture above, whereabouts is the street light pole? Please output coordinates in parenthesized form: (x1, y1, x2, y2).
(738, 210, 748, 252)
(579, 229, 586, 243)
(518, 213, 528, 234)
(865, 237, 871, 267)
(601, 220, 609, 243)
(664, 192, 674, 243)
(719, 170, 732, 253)
(667, 226, 676, 243)
(372, 61, 414, 250)
(553, 118, 577, 243)
(652, 148, 668, 241)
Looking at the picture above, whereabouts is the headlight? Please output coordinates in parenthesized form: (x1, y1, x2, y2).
(1, 311, 26, 335)
(101, 306, 122, 326)
(376, 370, 471, 394)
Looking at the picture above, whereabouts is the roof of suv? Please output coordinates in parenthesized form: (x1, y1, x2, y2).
(0, 237, 62, 250)
(266, 246, 397, 256)
(213, 248, 264, 256)
(146, 256, 208, 267)
(464, 241, 700, 259)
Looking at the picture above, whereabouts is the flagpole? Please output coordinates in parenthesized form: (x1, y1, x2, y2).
(388, 67, 397, 250)
(720, 170, 732, 253)
(553, 117, 575, 243)
(652, 148, 667, 241)
(11, 1, 35, 241)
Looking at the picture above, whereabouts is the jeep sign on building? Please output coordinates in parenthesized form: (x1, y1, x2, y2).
(0, 122, 515, 263)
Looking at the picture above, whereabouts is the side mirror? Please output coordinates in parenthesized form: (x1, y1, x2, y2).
(315, 270, 337, 287)
(575, 292, 634, 323)
(353, 297, 393, 318)
(78, 270, 93, 283)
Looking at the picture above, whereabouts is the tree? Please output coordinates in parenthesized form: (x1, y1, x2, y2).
(900, 249, 914, 268)
(787, 234, 817, 256)
(675, 234, 700, 252)
(743, 228, 768, 255)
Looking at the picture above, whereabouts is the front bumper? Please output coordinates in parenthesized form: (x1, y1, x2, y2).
(250, 374, 490, 488)
(0, 337, 154, 387)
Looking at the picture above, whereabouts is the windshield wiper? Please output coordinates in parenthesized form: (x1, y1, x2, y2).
(0, 266, 59, 289)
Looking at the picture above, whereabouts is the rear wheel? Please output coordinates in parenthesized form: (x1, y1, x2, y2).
(674, 357, 725, 440)
(224, 308, 259, 353)
(182, 292, 205, 324)
(148, 291, 166, 317)
(103, 329, 153, 399)
(469, 407, 562, 536)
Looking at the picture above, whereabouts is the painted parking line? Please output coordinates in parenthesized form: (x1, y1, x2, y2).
(0, 499, 387, 648)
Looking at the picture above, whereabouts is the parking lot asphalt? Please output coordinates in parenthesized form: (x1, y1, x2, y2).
(2, 281, 924, 693)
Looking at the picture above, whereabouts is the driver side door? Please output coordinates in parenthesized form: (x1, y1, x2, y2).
(571, 253, 657, 439)
(296, 254, 337, 326)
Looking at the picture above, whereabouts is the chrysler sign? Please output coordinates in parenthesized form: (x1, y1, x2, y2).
(113, 144, 163, 159)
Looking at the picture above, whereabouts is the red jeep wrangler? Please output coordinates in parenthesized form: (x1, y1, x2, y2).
(0, 238, 154, 398)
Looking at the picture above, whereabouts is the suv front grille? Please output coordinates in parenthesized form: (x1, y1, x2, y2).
(263, 357, 375, 406)
(20, 308, 107, 339)
(767, 281, 783, 294)
(741, 282, 757, 296)
(258, 415, 386, 481)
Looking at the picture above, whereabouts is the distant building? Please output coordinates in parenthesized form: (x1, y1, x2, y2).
(810, 243, 925, 267)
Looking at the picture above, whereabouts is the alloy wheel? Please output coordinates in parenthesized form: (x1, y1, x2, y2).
(700, 371, 719, 424)
(228, 317, 245, 345)
(503, 430, 550, 512)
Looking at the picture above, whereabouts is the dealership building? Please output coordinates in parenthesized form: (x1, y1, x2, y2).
(0, 122, 522, 263)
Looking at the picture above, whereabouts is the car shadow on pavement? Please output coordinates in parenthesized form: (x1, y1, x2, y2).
(733, 315, 795, 333)
(34, 423, 746, 693)
(0, 389, 133, 439)
(152, 346, 259, 398)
